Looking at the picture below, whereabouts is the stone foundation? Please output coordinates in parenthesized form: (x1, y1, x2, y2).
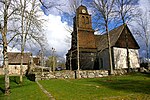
(78, 70, 108, 78)
(29, 68, 142, 81)
(34, 70, 109, 81)
(0, 66, 141, 81)
(113, 68, 140, 75)
(113, 69, 128, 75)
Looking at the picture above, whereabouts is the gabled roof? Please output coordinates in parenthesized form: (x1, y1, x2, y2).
(8, 52, 32, 64)
(95, 24, 140, 51)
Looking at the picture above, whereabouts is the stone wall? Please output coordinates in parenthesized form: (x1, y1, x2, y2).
(34, 70, 109, 81)
(78, 70, 108, 78)
(0, 65, 28, 75)
(32, 69, 141, 81)
(113, 68, 140, 75)
(113, 69, 128, 75)
(9, 65, 28, 75)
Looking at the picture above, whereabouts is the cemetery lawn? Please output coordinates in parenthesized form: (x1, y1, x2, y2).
(0, 73, 150, 100)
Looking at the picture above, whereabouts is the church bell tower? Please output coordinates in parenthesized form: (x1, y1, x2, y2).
(76, 5, 93, 30)
(67, 5, 97, 70)
(71, 5, 96, 50)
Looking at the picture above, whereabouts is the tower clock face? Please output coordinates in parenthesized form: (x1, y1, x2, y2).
(82, 9, 86, 13)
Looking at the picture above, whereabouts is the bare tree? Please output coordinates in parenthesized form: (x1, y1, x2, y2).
(0, 0, 19, 94)
(69, 0, 82, 76)
(17, 0, 45, 83)
(0, 1, 10, 94)
(39, 0, 58, 9)
(69, 0, 83, 14)
(91, 0, 115, 75)
(0, 0, 49, 92)
(19, 0, 27, 83)
(114, 0, 139, 24)
(63, 0, 82, 74)
(114, 0, 139, 73)
(39, 0, 64, 13)
(64, 0, 83, 32)
(28, 27, 48, 66)
(134, 10, 150, 63)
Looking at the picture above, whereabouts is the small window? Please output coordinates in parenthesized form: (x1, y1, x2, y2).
(82, 16, 85, 24)
(85, 17, 89, 24)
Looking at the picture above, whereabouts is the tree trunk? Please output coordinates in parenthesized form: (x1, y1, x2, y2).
(20, 50, 23, 83)
(20, 0, 26, 83)
(3, 0, 10, 94)
(52, 48, 55, 72)
(77, 26, 80, 78)
(106, 22, 113, 75)
(3, 35, 10, 94)
(124, 24, 131, 73)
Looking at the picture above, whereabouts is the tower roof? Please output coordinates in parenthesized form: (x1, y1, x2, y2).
(76, 5, 89, 15)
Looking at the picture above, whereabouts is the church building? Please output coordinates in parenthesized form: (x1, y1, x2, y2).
(66, 5, 140, 70)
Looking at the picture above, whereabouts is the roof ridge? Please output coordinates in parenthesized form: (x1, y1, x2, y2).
(103, 24, 125, 35)
(113, 24, 126, 45)
(95, 24, 126, 51)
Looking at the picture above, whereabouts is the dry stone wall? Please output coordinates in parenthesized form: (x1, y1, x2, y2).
(78, 70, 108, 78)
(33, 69, 141, 81)
(34, 70, 109, 81)
(113, 68, 140, 75)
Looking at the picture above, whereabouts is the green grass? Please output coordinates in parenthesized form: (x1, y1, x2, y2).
(0, 73, 150, 100)
(39, 73, 150, 100)
(0, 76, 48, 100)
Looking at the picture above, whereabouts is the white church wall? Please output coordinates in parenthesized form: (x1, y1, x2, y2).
(113, 47, 140, 69)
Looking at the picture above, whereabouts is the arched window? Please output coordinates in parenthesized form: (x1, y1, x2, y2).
(82, 16, 85, 24)
(85, 17, 89, 24)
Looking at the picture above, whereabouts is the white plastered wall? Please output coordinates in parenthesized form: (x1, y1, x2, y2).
(113, 47, 140, 69)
